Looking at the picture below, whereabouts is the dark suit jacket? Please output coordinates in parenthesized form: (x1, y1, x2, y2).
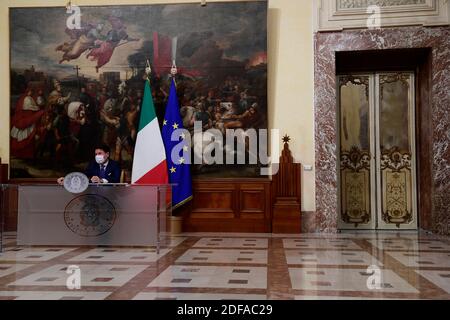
(85, 159, 121, 183)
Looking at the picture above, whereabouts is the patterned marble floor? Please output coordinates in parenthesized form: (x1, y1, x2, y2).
(0, 231, 449, 300)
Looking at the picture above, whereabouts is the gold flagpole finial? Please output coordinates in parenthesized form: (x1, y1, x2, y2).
(170, 60, 177, 77)
(144, 59, 151, 81)
(145, 59, 151, 74)
(171, 60, 177, 86)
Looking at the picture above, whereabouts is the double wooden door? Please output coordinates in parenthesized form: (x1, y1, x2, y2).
(338, 72, 417, 230)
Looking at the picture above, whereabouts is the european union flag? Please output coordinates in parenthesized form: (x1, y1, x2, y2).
(162, 79, 193, 209)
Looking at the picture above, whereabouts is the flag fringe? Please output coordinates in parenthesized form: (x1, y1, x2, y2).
(171, 195, 193, 210)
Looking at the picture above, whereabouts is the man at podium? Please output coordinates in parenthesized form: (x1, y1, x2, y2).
(57, 143, 121, 184)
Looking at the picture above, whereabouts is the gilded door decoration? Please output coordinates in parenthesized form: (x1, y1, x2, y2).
(338, 72, 417, 230)
(339, 75, 370, 90)
(378, 73, 415, 228)
(340, 146, 371, 226)
(379, 73, 410, 100)
(380, 148, 413, 226)
(338, 75, 372, 228)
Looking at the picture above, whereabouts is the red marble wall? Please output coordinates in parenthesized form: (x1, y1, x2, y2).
(314, 26, 450, 234)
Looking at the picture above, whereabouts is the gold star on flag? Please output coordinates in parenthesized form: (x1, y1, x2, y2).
(163, 119, 167, 126)
(183, 145, 189, 152)
(180, 132, 186, 140)
(179, 157, 185, 164)
(170, 166, 176, 173)
(172, 123, 179, 129)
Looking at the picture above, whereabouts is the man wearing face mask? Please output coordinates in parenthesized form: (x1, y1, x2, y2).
(57, 143, 121, 184)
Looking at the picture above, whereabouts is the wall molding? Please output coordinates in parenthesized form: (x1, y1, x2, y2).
(314, 0, 450, 31)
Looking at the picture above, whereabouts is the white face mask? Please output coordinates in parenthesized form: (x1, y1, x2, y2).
(95, 155, 105, 164)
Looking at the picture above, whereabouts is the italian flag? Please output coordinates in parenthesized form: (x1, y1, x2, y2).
(131, 80, 168, 184)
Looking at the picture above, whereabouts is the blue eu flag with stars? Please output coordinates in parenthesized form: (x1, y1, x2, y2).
(162, 79, 193, 209)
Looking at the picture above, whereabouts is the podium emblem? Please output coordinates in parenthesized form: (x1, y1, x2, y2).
(63, 172, 89, 194)
(64, 194, 116, 237)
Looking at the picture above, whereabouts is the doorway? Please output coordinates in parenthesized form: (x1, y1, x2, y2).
(338, 72, 417, 230)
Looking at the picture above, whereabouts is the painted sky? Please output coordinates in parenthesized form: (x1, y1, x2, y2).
(10, 1, 267, 80)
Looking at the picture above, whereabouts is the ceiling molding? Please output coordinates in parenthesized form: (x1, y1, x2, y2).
(314, 0, 450, 32)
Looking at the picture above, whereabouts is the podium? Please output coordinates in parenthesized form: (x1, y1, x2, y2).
(0, 184, 171, 252)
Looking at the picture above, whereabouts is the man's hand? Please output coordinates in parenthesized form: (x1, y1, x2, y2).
(91, 176, 101, 183)
(57, 177, 64, 185)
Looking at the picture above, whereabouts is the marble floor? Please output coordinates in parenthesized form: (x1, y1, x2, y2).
(0, 231, 449, 300)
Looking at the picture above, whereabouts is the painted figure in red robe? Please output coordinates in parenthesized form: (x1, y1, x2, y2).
(10, 88, 45, 159)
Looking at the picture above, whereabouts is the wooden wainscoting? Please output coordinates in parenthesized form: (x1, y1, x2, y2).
(2, 187, 18, 232)
(0, 162, 18, 232)
(0, 164, 8, 183)
(178, 178, 272, 233)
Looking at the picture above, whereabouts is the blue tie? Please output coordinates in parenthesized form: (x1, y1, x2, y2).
(99, 165, 106, 179)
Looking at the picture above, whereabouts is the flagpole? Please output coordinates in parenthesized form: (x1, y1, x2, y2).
(161, 64, 193, 210)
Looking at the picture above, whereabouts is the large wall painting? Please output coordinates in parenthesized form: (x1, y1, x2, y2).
(9, 1, 267, 179)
